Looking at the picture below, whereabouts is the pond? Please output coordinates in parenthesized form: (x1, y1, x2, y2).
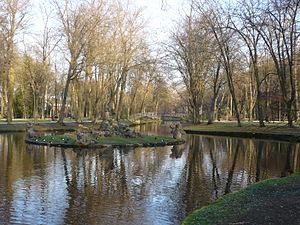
(0, 123, 299, 225)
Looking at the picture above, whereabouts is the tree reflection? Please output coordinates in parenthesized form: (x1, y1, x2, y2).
(208, 138, 220, 198)
(184, 135, 211, 213)
(0, 132, 300, 225)
(281, 142, 295, 177)
(61, 148, 71, 186)
(224, 140, 240, 194)
(255, 141, 264, 182)
(170, 144, 184, 158)
(62, 147, 133, 224)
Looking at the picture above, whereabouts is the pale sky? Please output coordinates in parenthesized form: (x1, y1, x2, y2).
(27, 0, 188, 47)
(134, 0, 188, 43)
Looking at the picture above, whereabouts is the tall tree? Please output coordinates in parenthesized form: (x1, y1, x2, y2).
(0, 0, 29, 123)
(230, 0, 266, 126)
(168, 9, 214, 123)
(54, 0, 106, 124)
(196, 1, 242, 126)
(248, 0, 300, 127)
(35, 3, 59, 120)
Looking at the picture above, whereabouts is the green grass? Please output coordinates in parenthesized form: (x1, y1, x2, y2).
(0, 118, 76, 122)
(183, 122, 300, 137)
(127, 116, 161, 124)
(0, 122, 78, 132)
(161, 116, 182, 121)
(34, 134, 176, 145)
(140, 118, 161, 124)
(182, 173, 300, 225)
(0, 124, 26, 132)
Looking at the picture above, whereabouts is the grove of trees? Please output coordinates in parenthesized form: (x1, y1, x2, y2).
(0, 0, 177, 124)
(1, 0, 300, 127)
(169, 0, 300, 127)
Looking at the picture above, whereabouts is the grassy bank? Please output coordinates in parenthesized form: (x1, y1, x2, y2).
(26, 134, 184, 148)
(34, 134, 176, 145)
(0, 118, 156, 133)
(182, 173, 300, 225)
(161, 116, 182, 121)
(0, 122, 79, 133)
(183, 122, 300, 142)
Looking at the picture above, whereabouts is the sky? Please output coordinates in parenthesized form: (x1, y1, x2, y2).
(134, 0, 188, 43)
(27, 0, 189, 47)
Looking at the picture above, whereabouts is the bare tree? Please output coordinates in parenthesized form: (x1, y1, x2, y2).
(0, 0, 29, 123)
(207, 61, 223, 124)
(196, 1, 242, 126)
(248, 0, 300, 127)
(229, 0, 266, 127)
(54, 0, 106, 124)
(22, 54, 50, 123)
(35, 3, 60, 120)
(168, 9, 214, 123)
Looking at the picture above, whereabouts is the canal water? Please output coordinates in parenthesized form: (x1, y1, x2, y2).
(0, 123, 299, 225)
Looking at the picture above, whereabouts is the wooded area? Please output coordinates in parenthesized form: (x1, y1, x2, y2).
(169, 0, 300, 127)
(0, 0, 300, 126)
(0, 0, 175, 124)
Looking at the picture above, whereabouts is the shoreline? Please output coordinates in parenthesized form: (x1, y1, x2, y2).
(0, 122, 79, 133)
(25, 135, 185, 148)
(182, 173, 300, 225)
(0, 120, 159, 133)
(183, 122, 300, 142)
(25, 137, 185, 148)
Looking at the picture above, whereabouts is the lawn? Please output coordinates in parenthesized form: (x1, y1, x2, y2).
(33, 134, 176, 145)
(182, 173, 300, 225)
(183, 122, 300, 142)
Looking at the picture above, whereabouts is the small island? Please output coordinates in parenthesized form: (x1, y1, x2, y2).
(25, 121, 185, 148)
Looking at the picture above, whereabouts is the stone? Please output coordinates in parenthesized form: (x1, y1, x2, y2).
(76, 132, 91, 145)
(92, 130, 105, 138)
(27, 123, 38, 138)
(170, 123, 185, 139)
(170, 145, 184, 158)
(75, 120, 144, 140)
(99, 120, 112, 130)
(173, 128, 182, 139)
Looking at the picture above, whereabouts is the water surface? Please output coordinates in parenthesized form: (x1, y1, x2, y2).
(0, 124, 299, 224)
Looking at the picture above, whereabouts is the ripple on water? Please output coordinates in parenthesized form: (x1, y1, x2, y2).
(0, 127, 299, 225)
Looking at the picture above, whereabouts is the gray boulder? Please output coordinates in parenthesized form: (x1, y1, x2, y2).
(170, 123, 185, 139)
(27, 123, 38, 138)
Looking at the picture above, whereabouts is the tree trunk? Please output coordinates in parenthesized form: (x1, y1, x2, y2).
(265, 79, 270, 122)
(6, 66, 14, 123)
(1, 84, 5, 119)
(42, 85, 48, 120)
(33, 91, 38, 124)
(55, 80, 58, 116)
(231, 93, 241, 127)
(58, 75, 71, 124)
(129, 88, 138, 116)
(207, 95, 216, 124)
(193, 104, 200, 124)
(116, 76, 127, 121)
(253, 66, 265, 127)
(286, 100, 294, 127)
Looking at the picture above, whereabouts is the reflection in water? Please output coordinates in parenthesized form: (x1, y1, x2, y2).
(281, 143, 295, 177)
(224, 140, 239, 194)
(170, 145, 184, 159)
(0, 128, 299, 225)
